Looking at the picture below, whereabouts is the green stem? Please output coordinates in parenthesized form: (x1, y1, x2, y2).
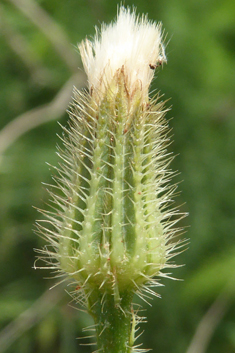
(89, 290, 134, 353)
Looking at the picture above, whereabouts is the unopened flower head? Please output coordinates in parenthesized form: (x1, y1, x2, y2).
(35, 6, 185, 322)
(79, 7, 166, 104)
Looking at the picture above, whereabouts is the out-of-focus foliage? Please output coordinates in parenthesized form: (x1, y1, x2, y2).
(0, 0, 235, 352)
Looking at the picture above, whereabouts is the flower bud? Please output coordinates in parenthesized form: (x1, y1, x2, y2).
(35, 6, 184, 312)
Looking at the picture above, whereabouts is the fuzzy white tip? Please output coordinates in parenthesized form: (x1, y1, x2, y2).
(79, 6, 166, 102)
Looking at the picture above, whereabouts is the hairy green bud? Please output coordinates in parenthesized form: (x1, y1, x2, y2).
(35, 6, 186, 352)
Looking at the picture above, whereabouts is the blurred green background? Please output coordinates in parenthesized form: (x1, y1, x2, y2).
(0, 0, 235, 352)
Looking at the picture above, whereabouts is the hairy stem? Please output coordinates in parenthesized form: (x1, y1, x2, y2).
(89, 290, 134, 353)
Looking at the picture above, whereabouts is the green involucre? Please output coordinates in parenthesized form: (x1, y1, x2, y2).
(35, 70, 184, 307)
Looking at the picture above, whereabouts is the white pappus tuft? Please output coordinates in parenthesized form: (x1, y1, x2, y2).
(79, 6, 166, 104)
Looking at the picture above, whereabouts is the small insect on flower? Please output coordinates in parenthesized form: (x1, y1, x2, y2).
(149, 64, 157, 70)
(149, 54, 165, 70)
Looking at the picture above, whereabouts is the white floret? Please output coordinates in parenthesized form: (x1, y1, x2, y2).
(79, 6, 166, 101)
